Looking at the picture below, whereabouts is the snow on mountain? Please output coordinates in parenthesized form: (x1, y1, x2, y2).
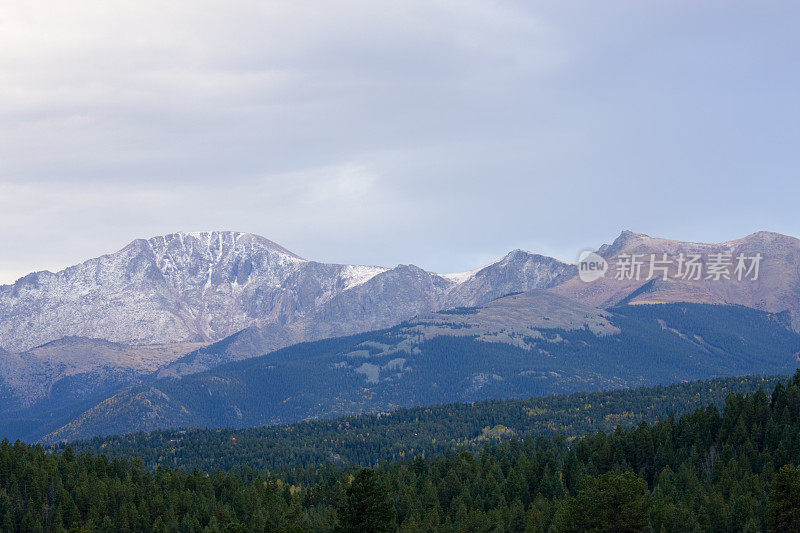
(339, 264, 390, 290)
(8, 229, 799, 376)
(442, 249, 577, 308)
(0, 232, 573, 354)
(440, 269, 480, 284)
(0, 231, 315, 351)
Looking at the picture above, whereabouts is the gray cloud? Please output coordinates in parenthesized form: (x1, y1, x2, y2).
(1, 1, 799, 282)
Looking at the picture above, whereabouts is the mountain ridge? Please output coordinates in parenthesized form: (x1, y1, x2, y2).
(2, 228, 797, 360)
(552, 229, 800, 329)
(0, 231, 575, 357)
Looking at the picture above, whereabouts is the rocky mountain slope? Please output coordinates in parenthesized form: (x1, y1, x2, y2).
(551, 230, 800, 328)
(3, 229, 797, 364)
(0, 231, 574, 364)
(0, 232, 371, 351)
(158, 250, 578, 377)
(157, 230, 800, 376)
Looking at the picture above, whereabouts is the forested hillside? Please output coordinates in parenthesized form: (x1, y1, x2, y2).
(69, 374, 784, 475)
(3, 373, 800, 531)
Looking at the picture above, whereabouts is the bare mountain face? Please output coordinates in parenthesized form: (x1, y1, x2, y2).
(159, 230, 800, 377)
(157, 253, 579, 377)
(0, 232, 309, 351)
(550, 230, 800, 328)
(0, 231, 575, 357)
(4, 229, 800, 384)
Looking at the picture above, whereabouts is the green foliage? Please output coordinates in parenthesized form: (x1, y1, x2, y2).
(767, 465, 800, 532)
(339, 469, 396, 533)
(552, 472, 650, 532)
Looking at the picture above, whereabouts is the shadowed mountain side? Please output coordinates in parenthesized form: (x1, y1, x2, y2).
(0, 338, 204, 441)
(41, 301, 800, 443)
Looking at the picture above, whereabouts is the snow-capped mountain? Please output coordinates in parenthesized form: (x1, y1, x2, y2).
(6, 229, 800, 443)
(0, 231, 575, 353)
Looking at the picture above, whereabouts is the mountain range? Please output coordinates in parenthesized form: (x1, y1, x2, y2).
(0, 231, 573, 367)
(2, 229, 800, 443)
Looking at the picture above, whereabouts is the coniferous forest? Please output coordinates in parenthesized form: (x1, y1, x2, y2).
(4, 374, 800, 531)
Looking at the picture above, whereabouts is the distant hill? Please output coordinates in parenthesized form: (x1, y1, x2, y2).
(66, 373, 786, 474)
(0, 337, 203, 441)
(42, 299, 800, 443)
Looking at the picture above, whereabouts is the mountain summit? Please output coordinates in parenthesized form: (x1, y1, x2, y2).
(553, 230, 800, 328)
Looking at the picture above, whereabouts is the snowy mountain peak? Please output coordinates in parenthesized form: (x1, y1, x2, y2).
(145, 231, 305, 262)
(0, 231, 575, 353)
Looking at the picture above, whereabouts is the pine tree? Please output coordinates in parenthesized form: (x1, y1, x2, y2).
(767, 464, 800, 532)
(339, 469, 396, 533)
(552, 471, 650, 532)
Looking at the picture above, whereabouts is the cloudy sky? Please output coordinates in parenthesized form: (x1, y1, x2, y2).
(1, 1, 798, 283)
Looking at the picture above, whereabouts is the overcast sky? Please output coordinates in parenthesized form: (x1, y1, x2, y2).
(1, 1, 799, 283)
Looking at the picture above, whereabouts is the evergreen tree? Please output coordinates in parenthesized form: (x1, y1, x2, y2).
(552, 471, 650, 533)
(767, 464, 800, 532)
(339, 469, 397, 533)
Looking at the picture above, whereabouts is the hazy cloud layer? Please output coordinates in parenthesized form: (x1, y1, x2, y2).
(1, 1, 799, 282)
